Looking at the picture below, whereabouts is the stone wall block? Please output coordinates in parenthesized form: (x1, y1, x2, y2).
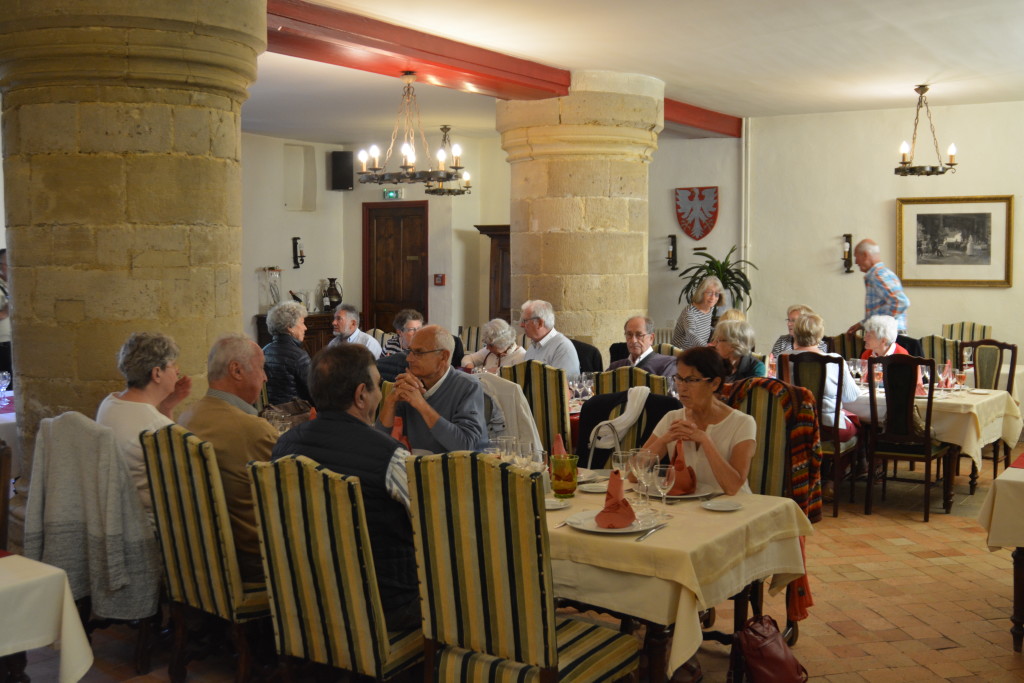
(87, 270, 162, 320)
(72, 320, 165, 382)
(608, 160, 649, 198)
(210, 110, 239, 160)
(222, 161, 242, 226)
(509, 198, 530, 233)
(541, 233, 645, 275)
(529, 197, 585, 234)
(161, 266, 215, 318)
(559, 92, 662, 129)
(94, 226, 132, 268)
(546, 159, 609, 197)
(79, 102, 172, 153)
(524, 274, 566, 311)
(172, 106, 210, 155)
(628, 198, 650, 233)
(133, 224, 189, 252)
(53, 299, 86, 324)
(582, 197, 630, 233)
(126, 155, 229, 224)
(510, 233, 544, 275)
(189, 225, 234, 265)
(131, 249, 189, 269)
(52, 225, 97, 266)
(213, 265, 240, 317)
(509, 161, 549, 199)
(19, 103, 78, 153)
(30, 155, 125, 225)
(495, 98, 562, 133)
(12, 324, 72, 378)
(2, 107, 21, 155)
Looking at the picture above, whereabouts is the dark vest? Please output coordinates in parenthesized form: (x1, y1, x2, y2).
(272, 411, 416, 613)
(262, 334, 312, 405)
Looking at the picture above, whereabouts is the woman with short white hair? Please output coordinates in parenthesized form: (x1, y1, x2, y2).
(262, 301, 312, 405)
(710, 320, 765, 384)
(671, 276, 722, 351)
(859, 315, 905, 359)
(461, 318, 525, 372)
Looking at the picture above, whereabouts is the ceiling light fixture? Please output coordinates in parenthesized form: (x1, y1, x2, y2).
(895, 85, 957, 176)
(357, 72, 472, 196)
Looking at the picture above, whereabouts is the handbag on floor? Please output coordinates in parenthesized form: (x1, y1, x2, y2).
(734, 615, 807, 683)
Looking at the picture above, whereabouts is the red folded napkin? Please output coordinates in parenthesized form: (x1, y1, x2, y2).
(1011, 453, 1024, 469)
(391, 417, 411, 450)
(668, 441, 697, 495)
(552, 433, 567, 456)
(595, 470, 636, 529)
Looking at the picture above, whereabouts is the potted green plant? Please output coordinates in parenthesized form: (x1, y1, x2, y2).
(677, 246, 758, 311)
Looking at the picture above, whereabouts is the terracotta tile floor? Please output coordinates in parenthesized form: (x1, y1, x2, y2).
(17, 448, 1024, 682)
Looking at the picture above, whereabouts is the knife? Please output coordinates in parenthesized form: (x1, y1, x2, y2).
(635, 522, 668, 542)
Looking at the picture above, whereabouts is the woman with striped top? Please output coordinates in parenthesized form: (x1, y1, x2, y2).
(671, 276, 722, 350)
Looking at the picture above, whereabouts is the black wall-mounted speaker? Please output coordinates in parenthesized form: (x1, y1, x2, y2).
(329, 150, 354, 191)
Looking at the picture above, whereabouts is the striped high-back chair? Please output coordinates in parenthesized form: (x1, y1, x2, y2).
(248, 456, 423, 680)
(942, 321, 992, 342)
(961, 339, 1018, 476)
(825, 331, 865, 360)
(141, 425, 270, 682)
(406, 452, 639, 681)
(920, 335, 961, 371)
(500, 361, 571, 454)
(368, 328, 392, 348)
(654, 342, 683, 358)
(458, 326, 483, 354)
(516, 332, 533, 350)
(594, 366, 669, 396)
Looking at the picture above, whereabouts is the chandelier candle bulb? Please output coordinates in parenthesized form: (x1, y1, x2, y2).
(948, 143, 957, 165)
(462, 172, 471, 189)
(452, 143, 462, 168)
(899, 141, 910, 164)
(358, 149, 368, 173)
(437, 148, 446, 171)
(370, 145, 380, 169)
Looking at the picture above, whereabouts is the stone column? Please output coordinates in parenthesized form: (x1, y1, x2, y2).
(0, 1, 266, 550)
(496, 71, 664, 362)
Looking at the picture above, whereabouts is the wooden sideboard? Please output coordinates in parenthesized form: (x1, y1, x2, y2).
(474, 224, 510, 321)
(254, 312, 335, 358)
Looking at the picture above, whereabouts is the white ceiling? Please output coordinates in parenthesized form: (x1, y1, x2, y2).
(242, 0, 1024, 144)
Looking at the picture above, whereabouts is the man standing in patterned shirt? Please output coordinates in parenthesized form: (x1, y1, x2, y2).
(847, 239, 910, 334)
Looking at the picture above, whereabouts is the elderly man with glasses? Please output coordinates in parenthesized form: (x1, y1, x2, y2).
(606, 315, 676, 376)
(520, 299, 580, 375)
(378, 325, 487, 454)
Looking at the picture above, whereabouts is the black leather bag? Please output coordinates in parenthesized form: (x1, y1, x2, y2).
(735, 615, 807, 683)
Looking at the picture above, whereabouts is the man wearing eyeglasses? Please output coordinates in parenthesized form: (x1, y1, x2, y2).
(378, 325, 487, 454)
(606, 316, 676, 376)
(520, 300, 580, 375)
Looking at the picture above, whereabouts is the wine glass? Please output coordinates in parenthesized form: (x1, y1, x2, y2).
(629, 449, 657, 513)
(581, 372, 595, 400)
(567, 374, 581, 400)
(0, 371, 10, 406)
(653, 465, 676, 519)
(610, 450, 631, 476)
(955, 368, 968, 394)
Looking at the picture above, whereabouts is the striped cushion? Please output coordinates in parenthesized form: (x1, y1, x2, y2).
(595, 367, 668, 396)
(433, 618, 639, 682)
(500, 361, 570, 454)
(141, 425, 269, 623)
(654, 343, 682, 358)
(942, 321, 992, 342)
(732, 386, 790, 497)
(920, 335, 960, 370)
(458, 326, 483, 354)
(368, 328, 394, 347)
(248, 455, 423, 679)
(407, 452, 638, 681)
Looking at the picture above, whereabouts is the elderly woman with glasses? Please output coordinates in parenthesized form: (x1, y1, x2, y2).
(96, 332, 192, 522)
(262, 301, 312, 405)
(461, 318, 525, 373)
(642, 346, 756, 496)
(859, 314, 907, 359)
(382, 308, 424, 357)
(710, 320, 765, 384)
(671, 276, 722, 351)
(771, 304, 827, 356)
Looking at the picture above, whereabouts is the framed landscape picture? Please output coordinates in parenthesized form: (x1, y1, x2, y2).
(895, 195, 1014, 287)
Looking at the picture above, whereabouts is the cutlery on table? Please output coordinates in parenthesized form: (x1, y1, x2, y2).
(635, 523, 668, 542)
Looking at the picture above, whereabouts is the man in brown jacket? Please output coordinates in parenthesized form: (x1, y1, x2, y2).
(178, 333, 279, 582)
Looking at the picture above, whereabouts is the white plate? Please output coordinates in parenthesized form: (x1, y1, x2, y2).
(576, 468, 598, 483)
(969, 389, 993, 395)
(545, 498, 570, 510)
(664, 482, 716, 500)
(565, 510, 661, 534)
(579, 482, 608, 494)
(702, 499, 743, 512)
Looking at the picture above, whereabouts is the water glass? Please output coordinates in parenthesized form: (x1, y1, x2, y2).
(551, 454, 578, 498)
(629, 449, 657, 511)
(0, 371, 10, 406)
(653, 464, 676, 519)
(610, 450, 631, 476)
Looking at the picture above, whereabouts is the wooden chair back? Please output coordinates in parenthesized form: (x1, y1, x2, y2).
(961, 339, 1017, 396)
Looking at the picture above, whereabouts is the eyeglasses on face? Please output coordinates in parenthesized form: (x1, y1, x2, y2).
(624, 331, 651, 340)
(401, 325, 422, 333)
(519, 316, 541, 325)
(673, 375, 713, 385)
(408, 348, 443, 358)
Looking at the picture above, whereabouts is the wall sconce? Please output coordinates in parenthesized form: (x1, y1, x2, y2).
(666, 235, 678, 270)
(842, 234, 853, 273)
(292, 237, 305, 269)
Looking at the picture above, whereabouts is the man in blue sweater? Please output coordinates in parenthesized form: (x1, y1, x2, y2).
(377, 325, 488, 454)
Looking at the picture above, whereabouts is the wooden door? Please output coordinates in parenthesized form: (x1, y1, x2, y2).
(362, 201, 428, 332)
(475, 224, 511, 321)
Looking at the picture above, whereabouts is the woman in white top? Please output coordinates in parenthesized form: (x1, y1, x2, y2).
(642, 346, 756, 495)
(785, 313, 860, 440)
(96, 332, 192, 521)
(461, 318, 526, 373)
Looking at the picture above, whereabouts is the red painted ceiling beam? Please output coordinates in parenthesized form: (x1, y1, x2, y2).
(266, 0, 742, 137)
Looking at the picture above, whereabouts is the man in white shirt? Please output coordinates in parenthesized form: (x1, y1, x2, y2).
(606, 315, 676, 376)
(520, 299, 580, 375)
(328, 303, 382, 358)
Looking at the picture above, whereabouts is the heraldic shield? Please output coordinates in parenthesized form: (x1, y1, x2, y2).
(674, 187, 719, 240)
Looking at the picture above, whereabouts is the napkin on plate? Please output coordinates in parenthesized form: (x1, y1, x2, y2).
(668, 441, 697, 495)
(391, 417, 411, 450)
(595, 470, 636, 528)
(552, 433, 567, 456)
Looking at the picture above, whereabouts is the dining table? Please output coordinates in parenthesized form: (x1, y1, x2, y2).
(977, 457, 1024, 652)
(546, 491, 813, 681)
(0, 551, 94, 682)
(845, 385, 1023, 495)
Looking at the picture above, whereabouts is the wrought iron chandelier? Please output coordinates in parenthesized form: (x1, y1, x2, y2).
(357, 72, 472, 195)
(894, 85, 957, 176)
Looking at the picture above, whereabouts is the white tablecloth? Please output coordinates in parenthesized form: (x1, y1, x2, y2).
(547, 494, 812, 677)
(0, 554, 93, 682)
(978, 466, 1024, 550)
(846, 387, 1023, 469)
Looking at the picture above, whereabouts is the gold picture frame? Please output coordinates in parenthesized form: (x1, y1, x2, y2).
(896, 195, 1014, 287)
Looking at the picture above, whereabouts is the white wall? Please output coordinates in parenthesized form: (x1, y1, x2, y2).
(648, 136, 744, 330)
(242, 131, 509, 336)
(746, 100, 1024, 349)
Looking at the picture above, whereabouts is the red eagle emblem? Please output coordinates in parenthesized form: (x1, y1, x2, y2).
(674, 187, 719, 240)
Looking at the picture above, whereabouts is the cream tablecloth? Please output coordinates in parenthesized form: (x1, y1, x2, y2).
(0, 554, 93, 682)
(978, 466, 1024, 550)
(846, 387, 1022, 469)
(547, 493, 812, 677)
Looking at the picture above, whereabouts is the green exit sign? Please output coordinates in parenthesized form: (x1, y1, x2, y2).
(383, 188, 403, 200)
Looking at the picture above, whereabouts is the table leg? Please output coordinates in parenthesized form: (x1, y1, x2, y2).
(969, 459, 978, 495)
(1013, 547, 1024, 653)
(943, 452, 954, 513)
(643, 622, 671, 683)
